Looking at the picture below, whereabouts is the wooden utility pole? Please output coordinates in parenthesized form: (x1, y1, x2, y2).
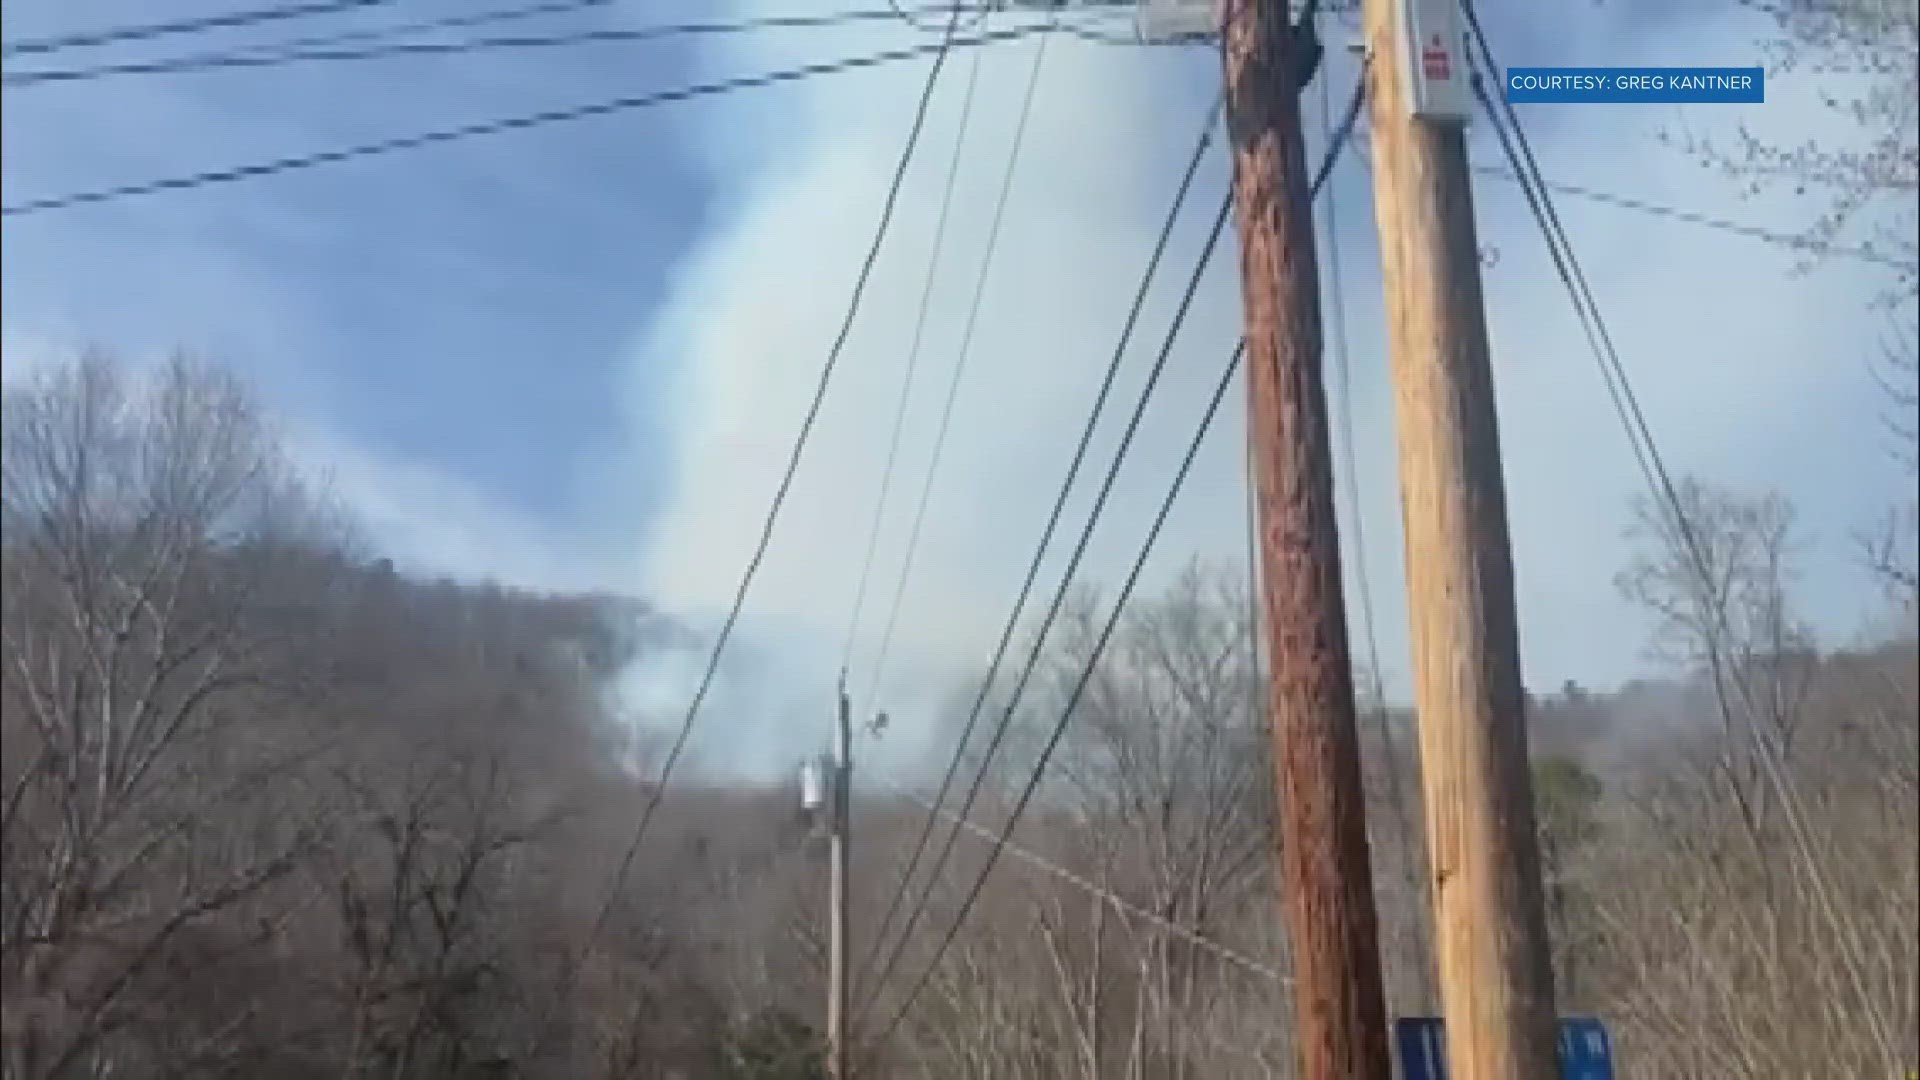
(1221, 1, 1393, 1077)
(827, 689, 852, 1079)
(1358, 0, 1561, 1075)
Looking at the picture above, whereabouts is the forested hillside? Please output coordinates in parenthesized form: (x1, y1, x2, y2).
(0, 356, 827, 1077)
(3, 351, 1913, 1079)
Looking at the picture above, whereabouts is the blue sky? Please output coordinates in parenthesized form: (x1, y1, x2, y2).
(3, 0, 758, 529)
(4, 0, 1912, 777)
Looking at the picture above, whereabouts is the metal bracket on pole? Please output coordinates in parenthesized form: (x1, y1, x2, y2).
(1289, 11, 1323, 89)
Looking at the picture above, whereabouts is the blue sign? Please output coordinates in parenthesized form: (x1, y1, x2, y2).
(1504, 66, 1764, 104)
(1395, 1017, 1613, 1080)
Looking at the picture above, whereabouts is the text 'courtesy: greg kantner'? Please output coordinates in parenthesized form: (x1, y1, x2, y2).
(1502, 67, 1765, 104)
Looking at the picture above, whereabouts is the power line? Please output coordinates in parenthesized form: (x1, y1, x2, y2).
(3, 5, 1008, 87)
(852, 92, 1224, 1008)
(854, 19, 1059, 717)
(1460, 7, 1746, 714)
(839, 17, 993, 689)
(1319, 62, 1386, 751)
(847, 19, 1061, 998)
(1461, 7, 1770, 817)
(856, 771, 1297, 1077)
(1463, 13, 1901, 1046)
(855, 82, 1367, 1062)
(509, 16, 974, 1061)
(1465, 0, 1915, 723)
(1318, 54, 1380, 747)
(1351, 97, 1909, 272)
(167, 0, 1135, 70)
(871, 774, 1290, 984)
(154, 0, 621, 55)
(1, 0, 393, 58)
(1460, 31, 1670, 552)
(1467, 166, 1913, 274)
(1, 25, 1040, 218)
(856, 336, 1248, 1074)
(876, 0, 1142, 43)
(855, 183, 1236, 1043)
(1055, 19, 1159, 47)
(886, 0, 991, 35)
(855, 94, 1228, 1020)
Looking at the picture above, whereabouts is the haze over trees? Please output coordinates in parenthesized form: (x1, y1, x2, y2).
(0, 324, 1911, 1080)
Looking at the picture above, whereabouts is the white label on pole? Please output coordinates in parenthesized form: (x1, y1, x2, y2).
(801, 758, 824, 811)
(1399, 0, 1471, 122)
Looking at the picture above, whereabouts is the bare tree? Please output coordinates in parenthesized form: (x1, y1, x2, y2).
(1663, 0, 1918, 290)
(1602, 478, 1915, 1079)
(1, 353, 343, 1077)
(306, 752, 556, 1079)
(4, 338, 1907, 1080)
(1617, 479, 1815, 782)
(860, 563, 1293, 1079)
(1036, 564, 1278, 1079)
(1863, 318, 1919, 614)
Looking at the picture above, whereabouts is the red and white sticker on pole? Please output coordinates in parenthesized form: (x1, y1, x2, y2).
(1400, 0, 1471, 121)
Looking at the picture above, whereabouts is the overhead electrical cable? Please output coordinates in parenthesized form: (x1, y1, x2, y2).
(879, 0, 1140, 45)
(850, 92, 1225, 1007)
(840, 19, 993, 693)
(857, 336, 1249, 1073)
(1458, 22, 1668, 547)
(855, 19, 1060, 716)
(1461, 4, 1783, 662)
(1462, 9, 1901, 1052)
(855, 69, 1368, 1063)
(2, 26, 1039, 218)
(1347, 98, 1907, 272)
(855, 183, 1238, 1040)
(871, 773, 1289, 984)
(1318, 57, 1383, 752)
(885, 0, 989, 34)
(504, 25, 977, 1068)
(847, 17, 1062, 993)
(1468, 164, 1914, 274)
(2, 0, 394, 57)
(3, 4, 1019, 87)
(123, 0, 625, 61)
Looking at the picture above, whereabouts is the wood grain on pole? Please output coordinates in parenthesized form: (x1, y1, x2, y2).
(1221, 2, 1393, 1077)
(1358, 0, 1561, 1076)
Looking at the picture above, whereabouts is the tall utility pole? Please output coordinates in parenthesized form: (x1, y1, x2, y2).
(1358, 0, 1561, 1075)
(827, 689, 852, 1079)
(1221, 1, 1393, 1077)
